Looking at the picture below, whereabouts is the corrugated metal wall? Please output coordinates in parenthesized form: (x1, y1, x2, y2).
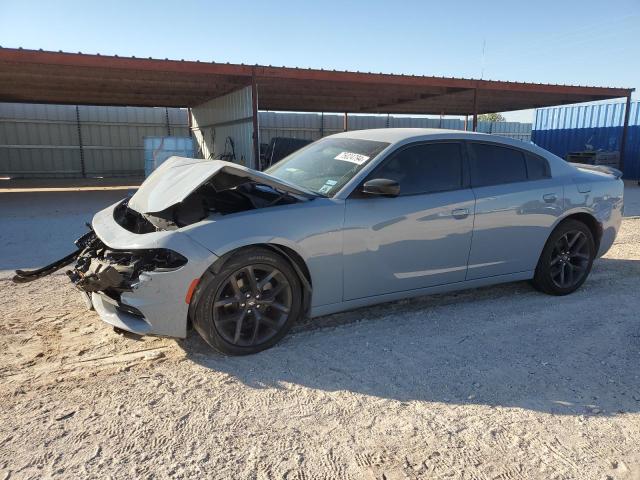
(190, 87, 255, 168)
(0, 103, 189, 178)
(532, 101, 640, 179)
(259, 112, 532, 145)
(0, 104, 82, 177)
(487, 121, 532, 142)
(80, 106, 188, 177)
(1, 101, 532, 178)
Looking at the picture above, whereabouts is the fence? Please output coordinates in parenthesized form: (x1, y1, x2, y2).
(0, 102, 532, 178)
(259, 112, 532, 145)
(532, 101, 640, 179)
(0, 103, 189, 178)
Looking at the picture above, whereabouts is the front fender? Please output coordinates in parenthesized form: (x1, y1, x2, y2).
(180, 199, 345, 308)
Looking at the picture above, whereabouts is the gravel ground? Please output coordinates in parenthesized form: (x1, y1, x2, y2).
(1, 185, 640, 480)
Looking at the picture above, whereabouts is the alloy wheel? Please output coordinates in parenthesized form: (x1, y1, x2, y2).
(212, 264, 293, 347)
(549, 230, 591, 289)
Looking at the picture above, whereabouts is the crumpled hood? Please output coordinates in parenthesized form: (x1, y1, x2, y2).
(128, 156, 314, 214)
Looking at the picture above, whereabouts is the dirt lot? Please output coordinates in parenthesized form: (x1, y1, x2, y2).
(1, 184, 640, 480)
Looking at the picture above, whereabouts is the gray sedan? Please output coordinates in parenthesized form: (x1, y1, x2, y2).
(15, 128, 624, 355)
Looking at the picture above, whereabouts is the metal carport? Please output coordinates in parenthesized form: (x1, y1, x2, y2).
(0, 47, 634, 171)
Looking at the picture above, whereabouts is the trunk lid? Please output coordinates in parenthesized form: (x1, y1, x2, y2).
(573, 162, 623, 179)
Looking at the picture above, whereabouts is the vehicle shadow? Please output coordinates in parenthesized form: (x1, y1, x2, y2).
(179, 257, 640, 416)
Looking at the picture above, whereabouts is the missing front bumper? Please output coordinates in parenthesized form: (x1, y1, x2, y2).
(12, 230, 96, 284)
(14, 216, 212, 339)
(13, 228, 187, 301)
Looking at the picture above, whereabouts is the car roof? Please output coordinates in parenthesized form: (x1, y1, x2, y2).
(327, 127, 578, 179)
(330, 126, 557, 154)
(329, 127, 513, 144)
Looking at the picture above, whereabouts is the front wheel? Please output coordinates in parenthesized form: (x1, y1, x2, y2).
(192, 247, 303, 355)
(532, 219, 596, 295)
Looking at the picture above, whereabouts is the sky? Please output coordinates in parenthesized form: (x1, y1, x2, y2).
(1, 0, 638, 123)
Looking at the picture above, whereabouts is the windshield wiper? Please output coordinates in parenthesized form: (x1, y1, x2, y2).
(259, 183, 321, 200)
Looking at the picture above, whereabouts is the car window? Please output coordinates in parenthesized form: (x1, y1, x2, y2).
(266, 137, 389, 197)
(525, 153, 551, 180)
(370, 143, 463, 196)
(469, 143, 527, 187)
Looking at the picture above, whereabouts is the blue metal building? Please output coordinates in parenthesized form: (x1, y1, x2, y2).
(532, 101, 640, 179)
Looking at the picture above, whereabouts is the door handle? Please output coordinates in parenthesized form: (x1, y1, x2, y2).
(451, 208, 470, 219)
(543, 193, 558, 203)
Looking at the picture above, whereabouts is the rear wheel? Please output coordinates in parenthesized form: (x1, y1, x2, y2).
(532, 219, 595, 295)
(192, 247, 302, 355)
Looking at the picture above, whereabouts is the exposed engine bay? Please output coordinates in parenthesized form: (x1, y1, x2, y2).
(115, 178, 305, 233)
(11, 158, 313, 298)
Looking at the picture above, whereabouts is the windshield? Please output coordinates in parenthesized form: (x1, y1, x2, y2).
(265, 137, 390, 196)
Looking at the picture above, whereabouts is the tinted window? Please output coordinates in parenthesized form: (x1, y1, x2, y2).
(371, 143, 463, 196)
(469, 143, 527, 187)
(525, 153, 551, 180)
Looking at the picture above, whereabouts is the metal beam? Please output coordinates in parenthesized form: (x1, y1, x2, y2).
(259, 100, 477, 116)
(0, 69, 244, 91)
(251, 74, 260, 170)
(0, 90, 201, 108)
(619, 94, 632, 177)
(257, 80, 432, 97)
(357, 88, 464, 113)
(472, 88, 478, 131)
(75, 106, 85, 178)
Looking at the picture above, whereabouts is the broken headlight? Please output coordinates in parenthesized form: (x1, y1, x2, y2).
(68, 241, 188, 295)
(143, 249, 188, 270)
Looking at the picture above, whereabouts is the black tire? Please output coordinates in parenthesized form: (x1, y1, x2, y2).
(532, 219, 596, 295)
(191, 247, 303, 355)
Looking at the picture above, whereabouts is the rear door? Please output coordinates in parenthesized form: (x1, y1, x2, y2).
(466, 142, 564, 280)
(343, 141, 475, 300)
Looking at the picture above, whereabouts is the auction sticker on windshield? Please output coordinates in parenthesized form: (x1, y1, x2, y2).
(334, 151, 370, 165)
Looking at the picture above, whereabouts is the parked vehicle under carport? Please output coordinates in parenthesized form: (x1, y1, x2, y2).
(14, 129, 624, 355)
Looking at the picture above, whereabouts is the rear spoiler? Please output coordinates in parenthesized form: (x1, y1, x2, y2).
(573, 163, 623, 179)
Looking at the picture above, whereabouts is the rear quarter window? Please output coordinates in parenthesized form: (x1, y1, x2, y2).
(525, 153, 551, 180)
(469, 143, 527, 187)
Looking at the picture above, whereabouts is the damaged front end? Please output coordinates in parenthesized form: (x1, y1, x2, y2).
(12, 157, 311, 336)
(67, 234, 187, 299)
(13, 158, 310, 286)
(14, 228, 188, 306)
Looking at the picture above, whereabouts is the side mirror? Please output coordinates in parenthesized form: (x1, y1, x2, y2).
(361, 178, 400, 197)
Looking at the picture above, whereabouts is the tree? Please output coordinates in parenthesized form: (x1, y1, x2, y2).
(477, 113, 506, 122)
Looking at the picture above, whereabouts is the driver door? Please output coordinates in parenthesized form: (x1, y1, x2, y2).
(342, 142, 475, 300)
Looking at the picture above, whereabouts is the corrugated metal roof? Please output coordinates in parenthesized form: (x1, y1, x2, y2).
(0, 48, 633, 115)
